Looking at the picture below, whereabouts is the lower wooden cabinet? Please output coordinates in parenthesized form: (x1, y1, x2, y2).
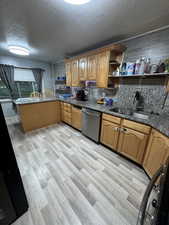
(71, 106, 82, 130)
(61, 102, 72, 125)
(100, 114, 150, 165)
(118, 127, 148, 164)
(143, 129, 169, 177)
(18, 101, 61, 132)
(101, 120, 120, 151)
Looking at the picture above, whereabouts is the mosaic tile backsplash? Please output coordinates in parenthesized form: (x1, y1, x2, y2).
(86, 77, 169, 114)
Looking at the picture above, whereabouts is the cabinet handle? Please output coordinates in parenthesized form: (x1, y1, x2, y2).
(112, 127, 119, 131)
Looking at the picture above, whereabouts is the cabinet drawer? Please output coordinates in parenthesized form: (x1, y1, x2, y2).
(63, 103, 71, 112)
(102, 113, 121, 124)
(72, 106, 82, 130)
(63, 111, 71, 124)
(122, 119, 150, 134)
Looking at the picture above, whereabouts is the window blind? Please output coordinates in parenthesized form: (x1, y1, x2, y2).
(14, 68, 35, 82)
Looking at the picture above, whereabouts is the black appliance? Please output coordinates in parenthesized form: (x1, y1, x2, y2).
(76, 90, 87, 101)
(0, 104, 28, 225)
(137, 157, 169, 225)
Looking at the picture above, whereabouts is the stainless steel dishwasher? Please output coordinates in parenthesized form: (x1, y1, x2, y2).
(82, 108, 101, 142)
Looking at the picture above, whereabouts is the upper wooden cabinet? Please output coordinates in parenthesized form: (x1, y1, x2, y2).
(71, 60, 79, 87)
(118, 127, 148, 164)
(79, 57, 87, 81)
(96, 51, 110, 88)
(87, 54, 97, 80)
(143, 130, 169, 177)
(64, 43, 126, 87)
(65, 62, 72, 86)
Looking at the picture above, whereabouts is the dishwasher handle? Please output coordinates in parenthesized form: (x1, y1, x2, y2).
(83, 111, 100, 117)
(82, 108, 101, 117)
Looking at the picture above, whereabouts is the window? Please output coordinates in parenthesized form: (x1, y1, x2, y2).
(14, 68, 38, 98)
(15, 81, 38, 98)
(0, 68, 39, 99)
(0, 80, 10, 98)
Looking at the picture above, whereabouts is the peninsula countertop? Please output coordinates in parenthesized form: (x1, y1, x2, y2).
(13, 97, 169, 138)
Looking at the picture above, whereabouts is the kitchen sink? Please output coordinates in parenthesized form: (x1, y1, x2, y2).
(109, 107, 149, 120)
(133, 112, 149, 120)
(109, 107, 133, 115)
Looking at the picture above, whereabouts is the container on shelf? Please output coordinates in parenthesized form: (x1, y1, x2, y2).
(126, 62, 135, 75)
(135, 59, 141, 74)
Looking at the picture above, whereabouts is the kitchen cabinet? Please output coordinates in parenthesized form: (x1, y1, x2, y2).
(100, 114, 150, 164)
(118, 119, 150, 164)
(101, 120, 120, 151)
(65, 61, 72, 86)
(61, 102, 72, 125)
(143, 129, 169, 177)
(18, 101, 61, 132)
(79, 57, 87, 81)
(71, 60, 79, 87)
(96, 51, 110, 88)
(118, 127, 149, 164)
(64, 44, 126, 87)
(87, 54, 97, 80)
(71, 106, 82, 130)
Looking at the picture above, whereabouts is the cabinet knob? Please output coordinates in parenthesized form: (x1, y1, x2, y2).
(120, 128, 128, 133)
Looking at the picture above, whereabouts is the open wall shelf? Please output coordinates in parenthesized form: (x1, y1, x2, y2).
(108, 73, 169, 79)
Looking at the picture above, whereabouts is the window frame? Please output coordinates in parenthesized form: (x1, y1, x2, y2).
(15, 81, 37, 98)
(0, 78, 11, 99)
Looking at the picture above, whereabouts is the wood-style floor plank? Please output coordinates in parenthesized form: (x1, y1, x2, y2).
(6, 117, 149, 225)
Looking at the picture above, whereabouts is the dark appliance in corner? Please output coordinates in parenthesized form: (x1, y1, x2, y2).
(0, 104, 28, 225)
(137, 157, 169, 225)
(76, 89, 87, 101)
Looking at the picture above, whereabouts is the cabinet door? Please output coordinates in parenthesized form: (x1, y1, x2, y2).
(100, 120, 119, 151)
(61, 104, 64, 121)
(96, 51, 110, 88)
(143, 130, 169, 177)
(71, 106, 82, 130)
(65, 62, 72, 86)
(71, 60, 79, 86)
(87, 55, 97, 80)
(118, 127, 148, 164)
(79, 57, 87, 81)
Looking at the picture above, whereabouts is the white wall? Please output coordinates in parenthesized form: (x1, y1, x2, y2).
(0, 55, 54, 92)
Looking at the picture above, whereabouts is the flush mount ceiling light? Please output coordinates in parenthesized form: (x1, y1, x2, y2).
(64, 0, 90, 5)
(8, 46, 30, 56)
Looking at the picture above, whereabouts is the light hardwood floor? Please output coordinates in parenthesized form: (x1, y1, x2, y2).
(6, 116, 149, 225)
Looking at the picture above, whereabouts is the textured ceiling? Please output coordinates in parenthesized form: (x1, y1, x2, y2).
(0, 0, 169, 63)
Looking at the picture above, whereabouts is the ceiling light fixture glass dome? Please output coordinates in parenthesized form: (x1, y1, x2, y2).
(8, 46, 30, 56)
(64, 0, 90, 5)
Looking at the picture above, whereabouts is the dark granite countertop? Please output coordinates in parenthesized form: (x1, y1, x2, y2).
(59, 98, 169, 138)
(13, 97, 169, 138)
(13, 97, 57, 105)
